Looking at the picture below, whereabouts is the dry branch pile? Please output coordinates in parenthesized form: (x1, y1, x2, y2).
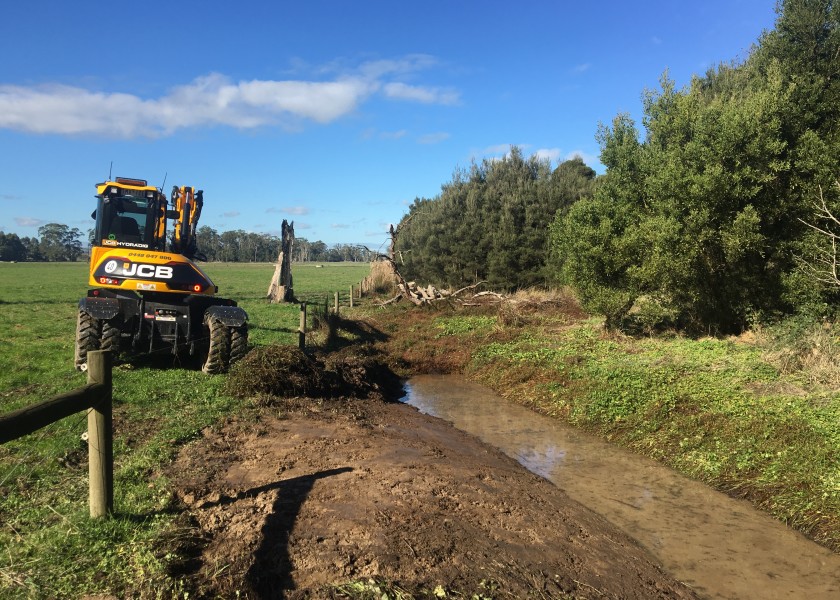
(376, 279, 503, 306)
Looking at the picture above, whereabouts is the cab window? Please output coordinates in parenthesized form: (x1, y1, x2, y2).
(100, 196, 154, 248)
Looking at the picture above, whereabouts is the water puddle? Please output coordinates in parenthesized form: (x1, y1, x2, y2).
(403, 374, 840, 600)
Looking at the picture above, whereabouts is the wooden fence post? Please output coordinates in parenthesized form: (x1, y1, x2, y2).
(349, 286, 354, 308)
(334, 291, 339, 314)
(298, 302, 307, 350)
(87, 350, 113, 518)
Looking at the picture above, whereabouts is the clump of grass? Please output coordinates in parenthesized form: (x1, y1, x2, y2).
(330, 578, 502, 600)
(226, 344, 403, 402)
(226, 346, 330, 398)
(758, 316, 840, 387)
(498, 287, 583, 327)
(362, 260, 398, 296)
(331, 578, 413, 599)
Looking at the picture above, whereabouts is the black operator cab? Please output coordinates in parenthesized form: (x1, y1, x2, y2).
(93, 178, 168, 251)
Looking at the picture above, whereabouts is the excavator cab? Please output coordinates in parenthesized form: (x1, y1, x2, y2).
(93, 178, 168, 251)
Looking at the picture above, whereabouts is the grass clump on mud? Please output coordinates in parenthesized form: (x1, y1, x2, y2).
(227, 346, 331, 398)
(357, 291, 840, 554)
(226, 344, 403, 404)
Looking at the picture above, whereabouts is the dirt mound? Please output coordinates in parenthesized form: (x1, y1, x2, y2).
(170, 394, 697, 599)
(225, 346, 403, 402)
(227, 346, 329, 398)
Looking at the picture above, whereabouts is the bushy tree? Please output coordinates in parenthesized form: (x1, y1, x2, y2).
(37, 223, 83, 262)
(0, 232, 27, 261)
(551, 0, 840, 333)
(396, 150, 596, 289)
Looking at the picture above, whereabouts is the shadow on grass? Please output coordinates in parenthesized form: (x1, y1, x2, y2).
(322, 315, 390, 350)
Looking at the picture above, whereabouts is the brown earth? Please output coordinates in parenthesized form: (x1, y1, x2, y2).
(170, 391, 698, 599)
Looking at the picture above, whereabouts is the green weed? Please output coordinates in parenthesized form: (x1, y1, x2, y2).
(434, 315, 497, 338)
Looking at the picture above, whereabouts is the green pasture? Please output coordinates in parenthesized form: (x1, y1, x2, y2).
(0, 260, 370, 599)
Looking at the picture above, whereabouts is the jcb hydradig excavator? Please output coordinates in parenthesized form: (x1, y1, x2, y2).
(75, 177, 248, 374)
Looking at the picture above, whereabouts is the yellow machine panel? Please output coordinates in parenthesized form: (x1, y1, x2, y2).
(88, 246, 216, 295)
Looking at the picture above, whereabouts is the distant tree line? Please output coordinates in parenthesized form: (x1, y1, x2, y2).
(0, 224, 83, 262)
(0, 223, 374, 263)
(395, 0, 840, 334)
(193, 227, 374, 263)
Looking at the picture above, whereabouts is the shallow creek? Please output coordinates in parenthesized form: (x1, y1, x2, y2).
(403, 374, 840, 600)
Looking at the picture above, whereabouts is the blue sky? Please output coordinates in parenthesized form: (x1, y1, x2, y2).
(0, 0, 778, 248)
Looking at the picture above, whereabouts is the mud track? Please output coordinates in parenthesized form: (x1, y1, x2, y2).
(171, 393, 697, 599)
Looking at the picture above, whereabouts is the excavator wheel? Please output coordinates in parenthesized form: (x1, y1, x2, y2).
(202, 316, 230, 374)
(74, 310, 101, 371)
(229, 325, 249, 367)
(99, 318, 122, 355)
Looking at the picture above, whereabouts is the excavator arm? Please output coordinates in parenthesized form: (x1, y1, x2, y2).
(170, 186, 204, 259)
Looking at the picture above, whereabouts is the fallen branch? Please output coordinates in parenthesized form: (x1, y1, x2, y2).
(450, 281, 488, 297)
(376, 294, 403, 307)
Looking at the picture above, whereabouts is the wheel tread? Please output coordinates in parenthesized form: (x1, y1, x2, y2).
(202, 316, 230, 374)
(74, 310, 101, 371)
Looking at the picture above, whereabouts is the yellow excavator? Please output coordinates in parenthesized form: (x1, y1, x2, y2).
(75, 177, 248, 373)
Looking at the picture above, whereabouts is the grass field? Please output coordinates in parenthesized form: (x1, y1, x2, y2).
(0, 261, 370, 599)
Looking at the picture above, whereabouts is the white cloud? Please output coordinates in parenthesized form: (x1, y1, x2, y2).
(267, 205, 309, 215)
(285, 206, 310, 216)
(356, 54, 439, 79)
(474, 145, 596, 169)
(565, 149, 599, 166)
(534, 148, 561, 163)
(481, 144, 513, 157)
(383, 82, 460, 105)
(651, 36, 663, 45)
(380, 129, 408, 140)
(331, 223, 350, 229)
(220, 211, 241, 218)
(573, 63, 591, 73)
(15, 217, 45, 227)
(0, 57, 459, 138)
(418, 132, 450, 144)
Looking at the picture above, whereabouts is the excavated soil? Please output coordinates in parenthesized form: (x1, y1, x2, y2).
(170, 393, 697, 599)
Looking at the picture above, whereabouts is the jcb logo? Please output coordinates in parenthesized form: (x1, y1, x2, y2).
(103, 260, 173, 279)
(135, 264, 173, 279)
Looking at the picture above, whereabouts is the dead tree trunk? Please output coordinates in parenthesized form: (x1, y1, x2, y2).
(377, 223, 424, 305)
(267, 219, 295, 303)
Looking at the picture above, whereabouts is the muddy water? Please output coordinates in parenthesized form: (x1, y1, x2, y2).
(403, 375, 840, 600)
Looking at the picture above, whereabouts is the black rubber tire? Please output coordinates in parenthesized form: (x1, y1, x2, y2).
(74, 310, 101, 371)
(99, 319, 121, 355)
(229, 325, 248, 367)
(202, 316, 230, 374)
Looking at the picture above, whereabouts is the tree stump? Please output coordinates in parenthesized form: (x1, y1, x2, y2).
(267, 220, 295, 303)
